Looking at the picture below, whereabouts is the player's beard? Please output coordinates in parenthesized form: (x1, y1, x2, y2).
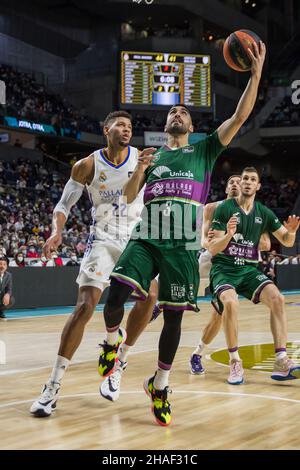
(165, 121, 189, 135)
(229, 189, 240, 197)
(242, 188, 255, 198)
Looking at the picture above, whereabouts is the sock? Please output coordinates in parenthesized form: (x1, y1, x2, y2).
(228, 347, 241, 362)
(153, 361, 171, 390)
(49, 355, 70, 384)
(106, 325, 120, 345)
(118, 343, 131, 363)
(275, 348, 287, 360)
(193, 339, 208, 356)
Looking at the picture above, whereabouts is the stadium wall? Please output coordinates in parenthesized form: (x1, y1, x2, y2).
(276, 265, 300, 291)
(8, 265, 300, 310)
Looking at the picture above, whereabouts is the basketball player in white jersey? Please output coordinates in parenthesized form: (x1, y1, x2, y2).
(190, 174, 271, 374)
(30, 111, 157, 417)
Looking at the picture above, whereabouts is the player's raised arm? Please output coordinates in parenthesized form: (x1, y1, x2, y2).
(217, 41, 266, 147)
(43, 156, 93, 258)
(123, 147, 156, 203)
(272, 215, 300, 248)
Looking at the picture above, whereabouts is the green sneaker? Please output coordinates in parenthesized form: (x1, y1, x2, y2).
(143, 375, 172, 427)
(98, 328, 126, 378)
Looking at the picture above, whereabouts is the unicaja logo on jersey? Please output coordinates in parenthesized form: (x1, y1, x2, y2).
(152, 166, 172, 178)
(170, 170, 194, 178)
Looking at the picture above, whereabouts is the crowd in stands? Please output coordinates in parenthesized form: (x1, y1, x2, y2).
(0, 158, 90, 264)
(264, 96, 300, 127)
(261, 251, 300, 282)
(0, 63, 100, 135)
(0, 157, 299, 268)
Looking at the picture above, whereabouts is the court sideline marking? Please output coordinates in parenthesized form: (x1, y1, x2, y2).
(1, 390, 300, 410)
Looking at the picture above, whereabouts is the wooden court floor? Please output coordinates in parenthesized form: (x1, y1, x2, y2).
(1, 295, 300, 450)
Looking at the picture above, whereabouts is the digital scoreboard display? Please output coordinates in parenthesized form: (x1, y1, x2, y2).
(121, 51, 212, 110)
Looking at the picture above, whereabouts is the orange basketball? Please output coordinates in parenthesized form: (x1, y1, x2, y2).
(223, 29, 261, 72)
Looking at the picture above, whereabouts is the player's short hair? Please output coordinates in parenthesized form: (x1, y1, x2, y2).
(0, 255, 9, 266)
(168, 104, 192, 117)
(226, 174, 241, 187)
(241, 166, 260, 181)
(103, 111, 132, 129)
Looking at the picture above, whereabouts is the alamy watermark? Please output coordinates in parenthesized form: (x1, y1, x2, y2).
(95, 197, 203, 250)
(291, 80, 300, 105)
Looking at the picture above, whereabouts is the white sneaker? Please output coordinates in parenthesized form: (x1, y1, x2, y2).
(100, 361, 127, 402)
(30, 382, 60, 417)
(227, 360, 244, 385)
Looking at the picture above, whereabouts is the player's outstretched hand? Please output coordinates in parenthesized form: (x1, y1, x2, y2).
(248, 40, 266, 80)
(137, 147, 157, 173)
(227, 216, 238, 237)
(284, 215, 300, 234)
(43, 233, 62, 259)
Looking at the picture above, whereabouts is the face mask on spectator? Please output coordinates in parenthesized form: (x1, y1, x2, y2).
(41, 256, 47, 263)
(17, 256, 24, 262)
(71, 256, 77, 261)
(29, 247, 35, 252)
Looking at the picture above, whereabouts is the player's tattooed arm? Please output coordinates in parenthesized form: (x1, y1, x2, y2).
(123, 147, 156, 203)
(217, 41, 266, 146)
(272, 215, 300, 248)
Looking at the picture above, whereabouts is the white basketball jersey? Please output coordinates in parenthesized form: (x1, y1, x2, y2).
(86, 146, 144, 240)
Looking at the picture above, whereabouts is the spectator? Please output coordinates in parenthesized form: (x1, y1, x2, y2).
(10, 252, 26, 267)
(47, 251, 63, 267)
(33, 255, 50, 267)
(66, 252, 80, 267)
(0, 256, 14, 319)
(27, 244, 39, 258)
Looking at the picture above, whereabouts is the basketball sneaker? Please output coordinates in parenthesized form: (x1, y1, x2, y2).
(190, 354, 205, 375)
(100, 360, 127, 402)
(30, 381, 60, 417)
(98, 327, 126, 377)
(271, 356, 300, 381)
(143, 375, 172, 427)
(227, 359, 244, 385)
(149, 304, 163, 323)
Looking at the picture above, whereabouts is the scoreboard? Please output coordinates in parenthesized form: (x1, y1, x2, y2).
(120, 51, 212, 110)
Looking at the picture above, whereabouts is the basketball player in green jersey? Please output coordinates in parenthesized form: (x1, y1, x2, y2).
(190, 175, 271, 374)
(98, 41, 266, 426)
(209, 167, 300, 385)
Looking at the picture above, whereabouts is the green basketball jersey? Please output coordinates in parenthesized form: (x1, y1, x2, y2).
(131, 131, 226, 248)
(210, 198, 282, 267)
